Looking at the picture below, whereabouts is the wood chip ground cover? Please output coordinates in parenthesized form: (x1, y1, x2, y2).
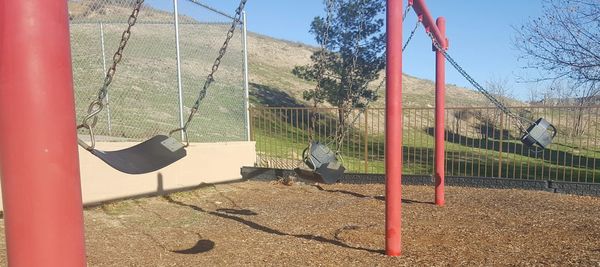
(0, 180, 599, 266)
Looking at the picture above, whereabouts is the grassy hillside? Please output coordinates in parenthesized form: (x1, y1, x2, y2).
(245, 32, 522, 109)
(65, 1, 600, 182)
(67, 0, 524, 143)
(69, 1, 246, 142)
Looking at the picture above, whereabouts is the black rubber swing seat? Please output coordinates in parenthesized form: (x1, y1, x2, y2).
(90, 135, 187, 174)
(293, 141, 345, 184)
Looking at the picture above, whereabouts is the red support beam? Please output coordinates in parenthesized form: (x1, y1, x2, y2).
(385, 0, 403, 256)
(0, 1, 87, 266)
(434, 17, 448, 206)
(411, 0, 446, 47)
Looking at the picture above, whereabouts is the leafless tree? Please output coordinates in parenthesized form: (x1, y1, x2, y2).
(485, 76, 513, 101)
(527, 86, 546, 104)
(514, 0, 600, 109)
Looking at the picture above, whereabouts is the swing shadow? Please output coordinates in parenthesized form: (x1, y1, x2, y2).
(311, 185, 434, 205)
(162, 195, 385, 254)
(171, 239, 215, 255)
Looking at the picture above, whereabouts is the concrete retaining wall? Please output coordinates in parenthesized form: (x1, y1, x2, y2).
(0, 141, 256, 210)
(241, 167, 600, 197)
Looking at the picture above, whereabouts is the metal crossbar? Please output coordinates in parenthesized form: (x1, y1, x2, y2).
(185, 0, 236, 20)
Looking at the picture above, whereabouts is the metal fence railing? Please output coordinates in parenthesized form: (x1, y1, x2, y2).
(251, 105, 600, 183)
(69, 0, 247, 143)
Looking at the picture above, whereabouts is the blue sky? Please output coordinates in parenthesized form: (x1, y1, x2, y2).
(148, 0, 546, 101)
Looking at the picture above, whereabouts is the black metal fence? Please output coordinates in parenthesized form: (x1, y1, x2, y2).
(251, 105, 600, 183)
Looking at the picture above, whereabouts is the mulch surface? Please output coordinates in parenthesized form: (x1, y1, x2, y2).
(1, 179, 600, 266)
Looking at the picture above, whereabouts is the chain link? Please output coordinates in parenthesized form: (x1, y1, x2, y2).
(307, 0, 334, 143)
(403, 20, 419, 52)
(331, 0, 367, 151)
(97, 0, 144, 103)
(325, 2, 413, 152)
(402, 4, 412, 21)
(176, 0, 247, 138)
(426, 30, 532, 132)
(77, 0, 145, 150)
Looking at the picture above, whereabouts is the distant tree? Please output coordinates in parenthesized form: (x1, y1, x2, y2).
(485, 76, 513, 102)
(527, 86, 547, 105)
(292, 0, 386, 126)
(514, 0, 600, 106)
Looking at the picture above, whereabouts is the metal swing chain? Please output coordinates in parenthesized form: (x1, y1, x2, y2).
(307, 0, 334, 144)
(403, 19, 419, 52)
(426, 30, 533, 133)
(170, 0, 247, 145)
(402, 3, 412, 21)
(329, 2, 415, 153)
(77, 0, 145, 150)
(339, 8, 416, 132)
(330, 0, 367, 153)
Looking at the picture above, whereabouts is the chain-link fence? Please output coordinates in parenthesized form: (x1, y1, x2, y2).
(69, 0, 247, 143)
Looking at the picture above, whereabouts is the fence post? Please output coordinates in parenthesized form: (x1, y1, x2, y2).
(99, 22, 113, 135)
(248, 107, 254, 141)
(173, 0, 185, 140)
(498, 112, 504, 178)
(364, 109, 369, 173)
(242, 11, 251, 141)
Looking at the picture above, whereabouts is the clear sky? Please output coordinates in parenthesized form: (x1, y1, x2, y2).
(147, 0, 546, 101)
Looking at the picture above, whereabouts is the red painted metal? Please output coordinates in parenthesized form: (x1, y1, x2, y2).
(411, 0, 446, 47)
(385, 0, 403, 256)
(0, 1, 87, 266)
(434, 17, 448, 207)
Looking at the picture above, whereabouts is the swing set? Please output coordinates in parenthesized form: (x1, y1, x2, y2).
(76, 0, 247, 174)
(0, 0, 558, 264)
(295, 0, 557, 185)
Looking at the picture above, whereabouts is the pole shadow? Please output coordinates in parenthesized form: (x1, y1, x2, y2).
(312, 185, 434, 205)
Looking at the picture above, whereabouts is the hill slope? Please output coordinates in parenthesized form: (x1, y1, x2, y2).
(245, 33, 523, 108)
(69, 0, 523, 109)
(67, 1, 524, 143)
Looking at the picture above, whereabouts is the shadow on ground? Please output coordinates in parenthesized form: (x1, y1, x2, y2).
(312, 185, 434, 205)
(162, 195, 384, 254)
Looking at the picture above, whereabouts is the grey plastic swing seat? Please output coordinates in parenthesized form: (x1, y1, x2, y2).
(294, 161, 345, 184)
(91, 135, 187, 174)
(521, 118, 557, 149)
(293, 141, 345, 184)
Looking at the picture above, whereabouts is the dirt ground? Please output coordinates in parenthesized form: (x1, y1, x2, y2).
(1, 179, 600, 266)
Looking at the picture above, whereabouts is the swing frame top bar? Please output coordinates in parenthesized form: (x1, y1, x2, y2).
(410, 0, 447, 47)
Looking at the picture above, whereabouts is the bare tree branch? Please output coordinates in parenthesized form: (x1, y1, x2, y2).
(514, 0, 600, 103)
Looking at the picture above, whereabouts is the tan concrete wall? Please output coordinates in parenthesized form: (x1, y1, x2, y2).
(0, 141, 255, 210)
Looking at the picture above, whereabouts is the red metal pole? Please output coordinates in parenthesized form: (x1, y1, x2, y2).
(434, 17, 448, 207)
(411, 0, 445, 47)
(0, 1, 87, 266)
(386, 0, 403, 256)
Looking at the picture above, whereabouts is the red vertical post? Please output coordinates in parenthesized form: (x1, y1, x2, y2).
(0, 1, 87, 266)
(386, 0, 403, 256)
(434, 17, 447, 206)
